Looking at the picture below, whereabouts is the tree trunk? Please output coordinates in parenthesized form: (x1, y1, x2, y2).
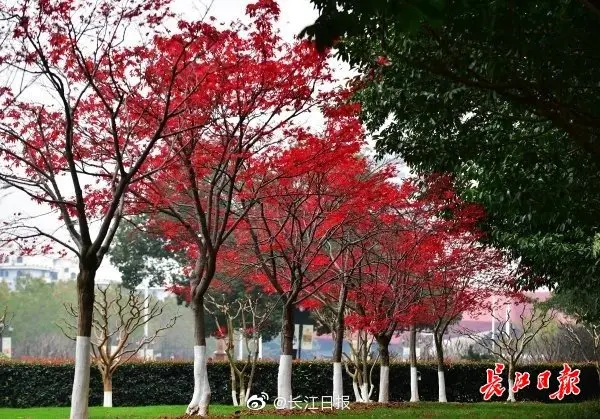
(231, 365, 238, 407)
(332, 283, 347, 409)
(376, 335, 391, 403)
(409, 324, 419, 402)
(352, 379, 361, 402)
(359, 331, 371, 403)
(70, 267, 96, 419)
(507, 361, 516, 402)
(277, 301, 294, 409)
(228, 326, 238, 407)
(187, 296, 211, 416)
(103, 373, 113, 408)
(434, 335, 447, 402)
(239, 374, 246, 407)
(595, 362, 600, 389)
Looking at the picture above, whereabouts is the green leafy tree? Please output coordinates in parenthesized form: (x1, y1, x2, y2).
(6, 279, 77, 358)
(304, 0, 600, 300)
(109, 219, 187, 290)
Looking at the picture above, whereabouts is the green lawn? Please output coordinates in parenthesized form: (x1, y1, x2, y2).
(1, 401, 599, 418)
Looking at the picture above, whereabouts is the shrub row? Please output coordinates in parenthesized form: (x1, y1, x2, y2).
(0, 360, 597, 407)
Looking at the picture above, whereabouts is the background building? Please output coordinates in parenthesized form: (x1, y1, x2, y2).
(0, 253, 81, 290)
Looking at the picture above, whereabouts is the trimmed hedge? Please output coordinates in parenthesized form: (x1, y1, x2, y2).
(0, 360, 597, 407)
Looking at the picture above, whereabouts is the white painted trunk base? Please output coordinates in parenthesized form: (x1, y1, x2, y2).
(187, 346, 211, 416)
(277, 355, 292, 409)
(438, 370, 447, 402)
(103, 391, 112, 408)
(360, 382, 370, 403)
(507, 378, 516, 402)
(333, 362, 344, 408)
(378, 366, 389, 403)
(410, 366, 420, 402)
(70, 336, 91, 419)
(352, 380, 361, 402)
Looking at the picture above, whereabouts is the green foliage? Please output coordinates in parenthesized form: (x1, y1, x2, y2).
(544, 289, 600, 325)
(0, 360, 597, 407)
(301, 0, 446, 51)
(109, 218, 187, 290)
(308, 0, 600, 298)
(4, 279, 77, 358)
(460, 345, 495, 362)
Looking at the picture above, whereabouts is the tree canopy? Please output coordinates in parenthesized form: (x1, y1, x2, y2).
(304, 0, 600, 297)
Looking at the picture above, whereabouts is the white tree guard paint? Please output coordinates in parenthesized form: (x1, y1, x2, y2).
(360, 382, 370, 403)
(187, 345, 210, 416)
(378, 366, 389, 403)
(352, 381, 361, 402)
(410, 366, 420, 402)
(507, 378, 516, 402)
(70, 336, 91, 419)
(332, 362, 343, 408)
(277, 355, 292, 409)
(438, 370, 447, 402)
(103, 391, 112, 408)
(199, 360, 211, 416)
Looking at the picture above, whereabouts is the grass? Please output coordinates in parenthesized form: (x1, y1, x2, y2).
(1, 401, 599, 418)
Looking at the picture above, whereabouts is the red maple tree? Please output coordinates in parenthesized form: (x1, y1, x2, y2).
(128, 1, 337, 415)
(0, 0, 222, 416)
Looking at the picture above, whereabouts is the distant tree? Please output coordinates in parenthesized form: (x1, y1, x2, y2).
(62, 285, 178, 407)
(7, 279, 76, 358)
(560, 323, 600, 387)
(110, 218, 187, 290)
(464, 300, 557, 402)
(546, 289, 600, 386)
(148, 297, 196, 360)
(205, 292, 279, 407)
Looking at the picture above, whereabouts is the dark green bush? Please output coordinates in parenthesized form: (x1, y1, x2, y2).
(0, 360, 597, 407)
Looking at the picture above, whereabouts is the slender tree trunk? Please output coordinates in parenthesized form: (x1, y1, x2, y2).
(230, 364, 238, 407)
(507, 361, 516, 402)
(277, 301, 294, 409)
(434, 335, 447, 402)
(187, 296, 211, 416)
(352, 379, 361, 402)
(376, 335, 391, 403)
(228, 325, 238, 406)
(103, 372, 113, 408)
(70, 266, 96, 419)
(239, 373, 246, 407)
(360, 332, 370, 403)
(595, 361, 600, 389)
(409, 325, 419, 402)
(332, 284, 347, 409)
(245, 343, 259, 406)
